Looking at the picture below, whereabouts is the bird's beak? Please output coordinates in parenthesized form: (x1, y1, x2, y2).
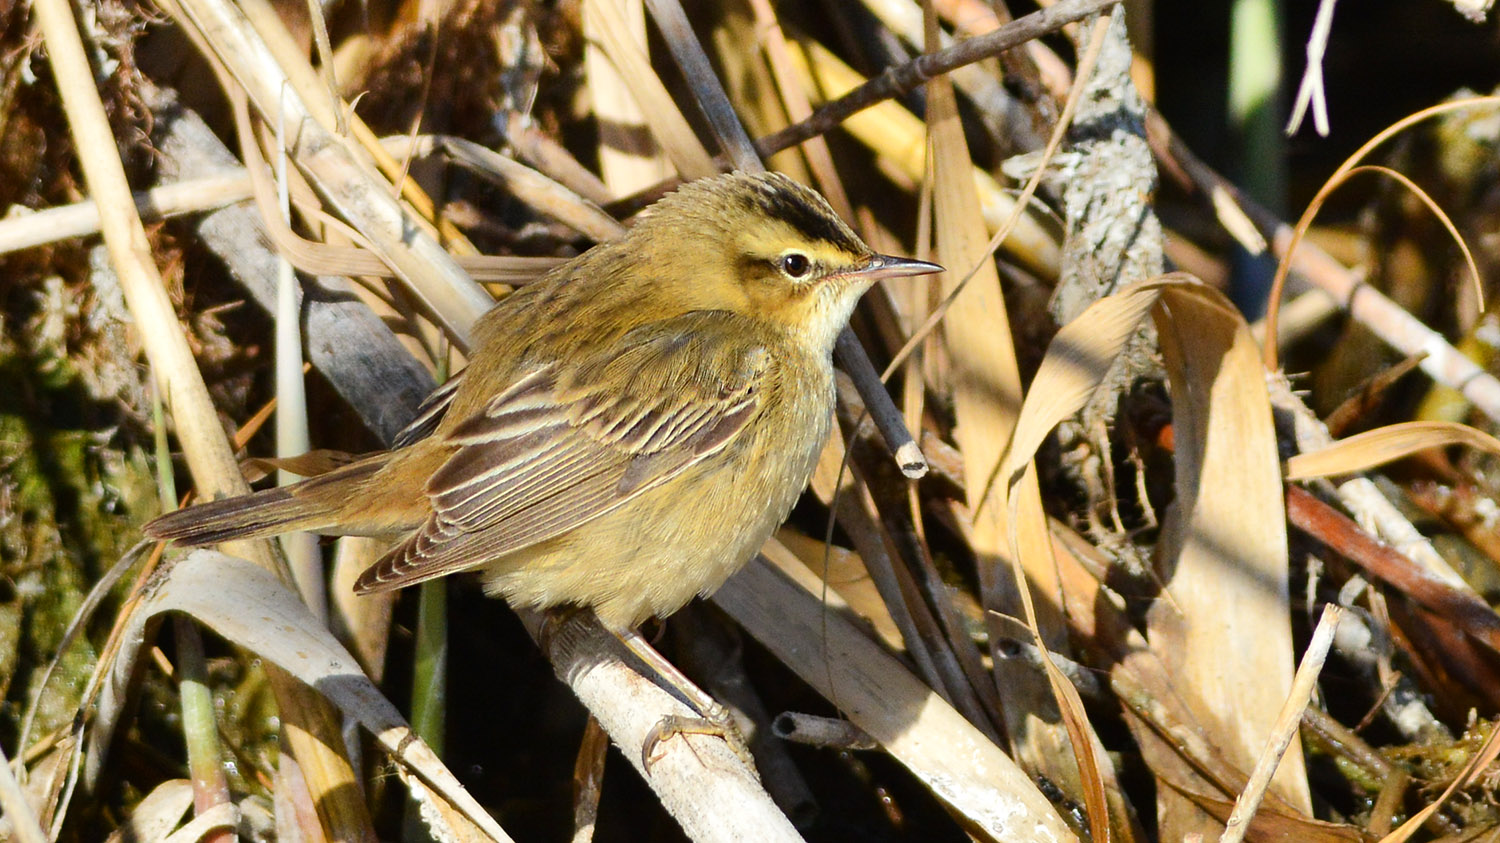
(844, 254, 944, 282)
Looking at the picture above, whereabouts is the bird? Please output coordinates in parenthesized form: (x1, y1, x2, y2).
(145, 170, 940, 635)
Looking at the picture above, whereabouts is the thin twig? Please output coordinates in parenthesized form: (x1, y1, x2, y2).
(607, 0, 1121, 218)
(752, 0, 1120, 161)
(1285, 0, 1338, 137)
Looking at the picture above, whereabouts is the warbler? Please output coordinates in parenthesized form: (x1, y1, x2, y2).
(145, 171, 939, 632)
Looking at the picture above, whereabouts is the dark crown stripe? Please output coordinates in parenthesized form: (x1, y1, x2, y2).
(742, 174, 866, 256)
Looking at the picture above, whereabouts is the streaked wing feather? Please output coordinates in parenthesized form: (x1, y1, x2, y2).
(393, 370, 466, 448)
(359, 470, 622, 591)
(355, 316, 770, 594)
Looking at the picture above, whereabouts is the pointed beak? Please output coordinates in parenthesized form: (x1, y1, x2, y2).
(845, 254, 944, 282)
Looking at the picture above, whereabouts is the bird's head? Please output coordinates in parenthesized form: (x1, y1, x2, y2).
(632, 172, 940, 351)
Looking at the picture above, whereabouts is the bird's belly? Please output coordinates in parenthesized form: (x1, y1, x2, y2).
(477, 408, 828, 629)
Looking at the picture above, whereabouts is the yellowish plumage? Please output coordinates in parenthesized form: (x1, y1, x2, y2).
(145, 171, 939, 631)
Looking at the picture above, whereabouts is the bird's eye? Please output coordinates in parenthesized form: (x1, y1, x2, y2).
(778, 252, 812, 279)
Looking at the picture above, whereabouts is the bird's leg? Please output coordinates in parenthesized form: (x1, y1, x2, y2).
(611, 625, 755, 772)
(614, 625, 723, 717)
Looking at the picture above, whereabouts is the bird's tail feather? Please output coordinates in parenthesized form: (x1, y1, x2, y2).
(144, 457, 386, 546)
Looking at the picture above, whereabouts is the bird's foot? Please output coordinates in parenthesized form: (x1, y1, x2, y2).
(608, 623, 759, 774)
(641, 705, 756, 772)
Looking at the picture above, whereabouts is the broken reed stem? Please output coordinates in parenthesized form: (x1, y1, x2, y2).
(772, 712, 877, 750)
(835, 332, 928, 477)
(1218, 604, 1341, 843)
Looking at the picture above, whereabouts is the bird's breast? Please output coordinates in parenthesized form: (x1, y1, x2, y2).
(479, 356, 837, 629)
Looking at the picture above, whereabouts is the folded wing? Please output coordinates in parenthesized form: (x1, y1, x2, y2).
(355, 312, 770, 593)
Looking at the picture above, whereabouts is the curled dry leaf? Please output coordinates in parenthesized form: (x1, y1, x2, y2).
(109, 550, 513, 843)
(1286, 420, 1500, 481)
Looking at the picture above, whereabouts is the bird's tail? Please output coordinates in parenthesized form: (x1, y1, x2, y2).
(144, 456, 388, 546)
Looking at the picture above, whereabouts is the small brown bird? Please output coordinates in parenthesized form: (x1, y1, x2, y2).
(146, 171, 939, 632)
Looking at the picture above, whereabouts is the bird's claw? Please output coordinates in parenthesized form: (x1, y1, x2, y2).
(641, 711, 757, 773)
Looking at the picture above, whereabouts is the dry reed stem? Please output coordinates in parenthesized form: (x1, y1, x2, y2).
(583, 0, 676, 193)
(1150, 104, 1500, 428)
(808, 428, 990, 732)
(720, 543, 1078, 841)
(1272, 379, 1473, 592)
(31, 0, 373, 833)
(233, 0, 478, 255)
(330, 537, 396, 682)
(269, 105, 324, 621)
(0, 740, 46, 843)
(521, 609, 803, 842)
(745, 0, 855, 220)
(856, 0, 1037, 152)
(645, 0, 761, 172)
(570, 718, 609, 843)
(171, 0, 494, 347)
(1218, 605, 1342, 843)
(1264, 95, 1500, 370)
(0, 173, 251, 255)
(382, 135, 624, 241)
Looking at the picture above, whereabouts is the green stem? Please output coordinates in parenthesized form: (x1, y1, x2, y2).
(174, 618, 236, 843)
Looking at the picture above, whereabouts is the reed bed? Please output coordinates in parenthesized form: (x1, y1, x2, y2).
(4, 0, 1500, 840)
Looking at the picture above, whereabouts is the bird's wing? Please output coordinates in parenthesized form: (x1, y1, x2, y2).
(392, 370, 466, 448)
(354, 313, 771, 593)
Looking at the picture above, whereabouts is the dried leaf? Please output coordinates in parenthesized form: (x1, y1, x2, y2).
(1287, 420, 1500, 480)
(1002, 275, 1311, 824)
(108, 550, 513, 842)
(1151, 281, 1311, 814)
